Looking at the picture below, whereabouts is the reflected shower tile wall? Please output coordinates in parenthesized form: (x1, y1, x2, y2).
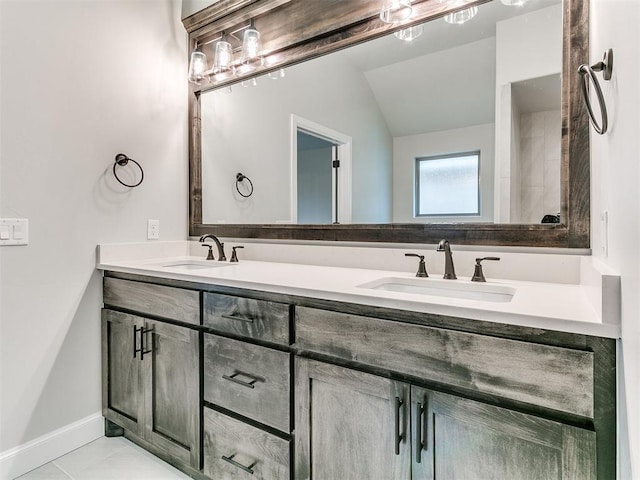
(519, 109, 561, 223)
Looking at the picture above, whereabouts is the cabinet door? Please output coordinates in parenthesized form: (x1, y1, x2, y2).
(295, 358, 410, 480)
(411, 386, 596, 480)
(101, 309, 144, 435)
(142, 319, 200, 469)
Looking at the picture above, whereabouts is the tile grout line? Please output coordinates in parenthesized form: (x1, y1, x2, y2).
(51, 460, 75, 480)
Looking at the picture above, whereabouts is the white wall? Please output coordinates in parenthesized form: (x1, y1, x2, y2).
(0, 1, 187, 476)
(201, 52, 393, 225)
(588, 1, 640, 478)
(393, 123, 495, 223)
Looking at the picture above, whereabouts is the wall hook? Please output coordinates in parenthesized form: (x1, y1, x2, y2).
(578, 48, 613, 135)
(113, 153, 144, 188)
(235, 172, 254, 197)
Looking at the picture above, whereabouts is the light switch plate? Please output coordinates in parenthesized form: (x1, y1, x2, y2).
(0, 218, 29, 245)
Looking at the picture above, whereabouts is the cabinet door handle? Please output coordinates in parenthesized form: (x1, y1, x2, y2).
(221, 314, 254, 324)
(139, 327, 153, 361)
(222, 371, 259, 389)
(395, 396, 405, 455)
(415, 401, 426, 463)
(221, 453, 256, 474)
(133, 325, 140, 358)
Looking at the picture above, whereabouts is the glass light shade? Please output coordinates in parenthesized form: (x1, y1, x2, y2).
(379, 0, 412, 24)
(241, 78, 258, 88)
(268, 69, 285, 80)
(444, 6, 478, 24)
(394, 25, 423, 41)
(213, 38, 233, 74)
(501, 0, 529, 5)
(188, 50, 207, 84)
(241, 26, 261, 64)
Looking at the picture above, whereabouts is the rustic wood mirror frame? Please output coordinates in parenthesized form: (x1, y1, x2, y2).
(184, 0, 589, 248)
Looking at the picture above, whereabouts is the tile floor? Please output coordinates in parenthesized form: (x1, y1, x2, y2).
(16, 437, 191, 480)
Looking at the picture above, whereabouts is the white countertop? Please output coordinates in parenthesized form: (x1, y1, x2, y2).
(97, 243, 621, 338)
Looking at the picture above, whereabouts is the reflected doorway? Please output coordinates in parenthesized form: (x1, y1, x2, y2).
(291, 115, 352, 224)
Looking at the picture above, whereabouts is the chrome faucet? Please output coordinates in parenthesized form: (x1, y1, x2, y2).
(199, 234, 227, 261)
(436, 239, 457, 279)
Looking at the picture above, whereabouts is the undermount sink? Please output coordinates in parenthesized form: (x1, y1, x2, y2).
(156, 260, 235, 270)
(358, 277, 515, 303)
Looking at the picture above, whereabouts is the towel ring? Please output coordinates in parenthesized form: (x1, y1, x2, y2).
(578, 48, 613, 135)
(113, 153, 144, 188)
(235, 172, 254, 198)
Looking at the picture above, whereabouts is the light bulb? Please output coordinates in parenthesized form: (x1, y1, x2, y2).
(242, 21, 262, 66)
(188, 49, 207, 84)
(379, 0, 412, 24)
(213, 35, 233, 74)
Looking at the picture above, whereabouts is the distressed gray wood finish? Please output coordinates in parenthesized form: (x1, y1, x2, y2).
(204, 334, 291, 432)
(102, 310, 144, 435)
(143, 319, 200, 469)
(296, 306, 594, 418)
(295, 358, 410, 480)
(203, 292, 289, 345)
(187, 0, 591, 248)
(101, 309, 200, 470)
(412, 386, 595, 479)
(103, 277, 199, 325)
(203, 408, 290, 480)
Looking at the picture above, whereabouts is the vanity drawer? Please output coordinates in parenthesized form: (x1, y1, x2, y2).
(103, 277, 199, 325)
(204, 408, 290, 480)
(295, 306, 595, 418)
(204, 334, 290, 432)
(203, 292, 290, 345)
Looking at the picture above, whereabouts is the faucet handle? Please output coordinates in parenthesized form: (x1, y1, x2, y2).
(230, 246, 244, 263)
(405, 253, 428, 278)
(202, 244, 215, 261)
(471, 257, 500, 282)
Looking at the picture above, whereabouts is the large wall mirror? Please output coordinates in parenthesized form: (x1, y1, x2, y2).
(184, 0, 590, 247)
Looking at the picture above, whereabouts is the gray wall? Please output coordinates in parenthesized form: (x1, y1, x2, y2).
(0, 0, 187, 467)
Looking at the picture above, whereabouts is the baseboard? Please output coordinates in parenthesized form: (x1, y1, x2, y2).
(0, 412, 104, 480)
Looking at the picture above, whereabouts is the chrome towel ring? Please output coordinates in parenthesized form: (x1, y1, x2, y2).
(113, 153, 144, 188)
(235, 172, 254, 197)
(578, 48, 613, 135)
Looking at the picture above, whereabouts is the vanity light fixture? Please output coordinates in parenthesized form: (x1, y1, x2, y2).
(268, 69, 285, 80)
(241, 19, 263, 69)
(443, 6, 477, 24)
(213, 32, 233, 75)
(501, 0, 530, 5)
(437, 0, 478, 25)
(394, 25, 424, 41)
(188, 43, 208, 84)
(379, 0, 413, 24)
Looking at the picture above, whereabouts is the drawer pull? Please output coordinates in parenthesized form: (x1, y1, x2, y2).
(222, 371, 260, 389)
(395, 396, 405, 455)
(221, 314, 254, 324)
(415, 401, 426, 463)
(221, 453, 256, 474)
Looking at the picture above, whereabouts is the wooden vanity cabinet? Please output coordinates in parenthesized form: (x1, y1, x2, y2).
(202, 292, 293, 479)
(102, 278, 200, 471)
(296, 358, 596, 480)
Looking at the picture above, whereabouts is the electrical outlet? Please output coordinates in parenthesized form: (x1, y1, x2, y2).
(147, 219, 159, 240)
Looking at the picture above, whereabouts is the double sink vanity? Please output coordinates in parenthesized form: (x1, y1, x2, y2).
(98, 240, 618, 479)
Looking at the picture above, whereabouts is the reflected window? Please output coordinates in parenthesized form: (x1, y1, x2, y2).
(415, 151, 480, 217)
